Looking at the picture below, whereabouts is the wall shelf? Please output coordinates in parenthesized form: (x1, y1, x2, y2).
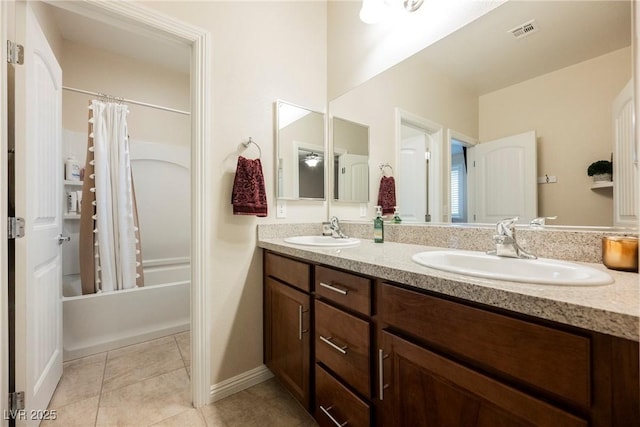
(64, 180, 83, 186)
(63, 214, 81, 220)
(590, 181, 613, 190)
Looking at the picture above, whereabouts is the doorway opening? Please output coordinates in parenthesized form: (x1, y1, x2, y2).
(3, 0, 210, 418)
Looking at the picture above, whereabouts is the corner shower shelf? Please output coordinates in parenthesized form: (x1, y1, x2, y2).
(590, 181, 613, 190)
(64, 180, 83, 186)
(64, 214, 81, 220)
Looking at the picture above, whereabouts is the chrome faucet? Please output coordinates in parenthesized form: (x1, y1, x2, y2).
(529, 216, 558, 229)
(329, 216, 348, 238)
(488, 217, 536, 259)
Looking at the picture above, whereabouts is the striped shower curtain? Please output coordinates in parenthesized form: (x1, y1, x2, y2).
(79, 100, 144, 294)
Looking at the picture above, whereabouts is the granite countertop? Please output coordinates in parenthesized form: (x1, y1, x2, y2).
(258, 237, 640, 341)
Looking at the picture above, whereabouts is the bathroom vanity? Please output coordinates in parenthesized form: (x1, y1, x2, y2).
(261, 237, 639, 427)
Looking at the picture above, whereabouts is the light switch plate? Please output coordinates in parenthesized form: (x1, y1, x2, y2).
(359, 203, 368, 218)
(276, 200, 286, 218)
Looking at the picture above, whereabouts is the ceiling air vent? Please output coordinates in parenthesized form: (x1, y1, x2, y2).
(509, 19, 539, 39)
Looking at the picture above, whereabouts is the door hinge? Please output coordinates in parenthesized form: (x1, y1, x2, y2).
(8, 217, 25, 239)
(7, 40, 24, 65)
(9, 391, 25, 412)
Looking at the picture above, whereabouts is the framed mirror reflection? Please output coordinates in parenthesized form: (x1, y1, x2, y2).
(328, 0, 634, 228)
(332, 117, 370, 202)
(276, 100, 326, 200)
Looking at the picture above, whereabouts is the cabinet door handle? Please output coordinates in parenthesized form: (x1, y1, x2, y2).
(319, 335, 348, 355)
(378, 349, 389, 401)
(297, 305, 308, 340)
(319, 405, 348, 427)
(319, 282, 348, 295)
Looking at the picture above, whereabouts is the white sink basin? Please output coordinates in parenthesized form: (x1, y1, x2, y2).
(412, 250, 613, 286)
(284, 235, 361, 247)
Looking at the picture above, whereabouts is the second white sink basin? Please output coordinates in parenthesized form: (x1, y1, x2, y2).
(284, 235, 361, 247)
(412, 250, 613, 286)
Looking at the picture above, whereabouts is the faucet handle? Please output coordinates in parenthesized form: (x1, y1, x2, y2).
(529, 216, 557, 228)
(496, 217, 518, 235)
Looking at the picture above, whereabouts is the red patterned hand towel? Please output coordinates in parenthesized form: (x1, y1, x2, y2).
(377, 176, 396, 215)
(232, 156, 268, 217)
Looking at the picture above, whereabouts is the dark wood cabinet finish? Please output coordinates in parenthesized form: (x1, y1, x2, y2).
(379, 282, 590, 408)
(315, 299, 371, 397)
(265, 252, 311, 292)
(315, 265, 372, 315)
(316, 364, 371, 427)
(264, 277, 311, 409)
(263, 250, 639, 427)
(379, 331, 588, 427)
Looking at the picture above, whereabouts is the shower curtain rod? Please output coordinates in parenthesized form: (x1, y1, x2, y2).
(62, 86, 191, 116)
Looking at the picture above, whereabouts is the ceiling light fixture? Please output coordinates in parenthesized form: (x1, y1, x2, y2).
(304, 152, 321, 168)
(360, 0, 424, 24)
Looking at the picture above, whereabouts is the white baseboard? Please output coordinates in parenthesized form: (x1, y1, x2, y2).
(209, 365, 274, 403)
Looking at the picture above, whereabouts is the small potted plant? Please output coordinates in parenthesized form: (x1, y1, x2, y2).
(587, 160, 613, 182)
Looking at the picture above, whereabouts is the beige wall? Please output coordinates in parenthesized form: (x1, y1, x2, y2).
(479, 47, 631, 227)
(327, 0, 505, 99)
(144, 1, 327, 386)
(61, 41, 190, 147)
(330, 48, 478, 220)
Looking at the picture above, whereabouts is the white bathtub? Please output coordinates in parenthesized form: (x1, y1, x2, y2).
(62, 259, 190, 361)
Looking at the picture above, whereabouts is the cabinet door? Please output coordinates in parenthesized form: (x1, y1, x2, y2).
(265, 277, 311, 409)
(379, 331, 587, 427)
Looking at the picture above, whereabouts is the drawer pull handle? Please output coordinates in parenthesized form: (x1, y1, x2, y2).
(378, 349, 389, 400)
(319, 282, 348, 295)
(319, 335, 348, 355)
(320, 405, 348, 427)
(298, 305, 308, 341)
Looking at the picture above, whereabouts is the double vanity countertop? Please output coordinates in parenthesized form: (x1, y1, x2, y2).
(258, 237, 640, 342)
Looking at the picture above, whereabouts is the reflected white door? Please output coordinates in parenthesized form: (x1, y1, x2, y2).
(468, 131, 537, 224)
(338, 153, 368, 201)
(613, 80, 637, 227)
(398, 135, 426, 222)
(13, 3, 63, 423)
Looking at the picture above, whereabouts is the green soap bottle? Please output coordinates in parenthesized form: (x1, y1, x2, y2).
(374, 205, 384, 243)
(392, 206, 402, 224)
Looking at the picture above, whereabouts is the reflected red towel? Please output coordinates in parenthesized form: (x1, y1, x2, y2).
(378, 176, 396, 215)
(232, 156, 268, 217)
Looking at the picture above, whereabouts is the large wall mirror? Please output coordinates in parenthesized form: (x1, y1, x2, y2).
(329, 0, 633, 228)
(332, 117, 370, 202)
(276, 100, 326, 200)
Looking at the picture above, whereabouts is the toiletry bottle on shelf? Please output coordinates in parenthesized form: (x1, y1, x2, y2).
(65, 156, 80, 181)
(374, 205, 384, 243)
(393, 206, 402, 224)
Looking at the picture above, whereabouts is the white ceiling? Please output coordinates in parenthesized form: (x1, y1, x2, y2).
(45, 1, 631, 93)
(47, 2, 190, 74)
(417, 0, 631, 96)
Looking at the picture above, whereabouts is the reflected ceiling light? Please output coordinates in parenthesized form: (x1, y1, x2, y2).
(304, 152, 321, 167)
(360, 0, 425, 24)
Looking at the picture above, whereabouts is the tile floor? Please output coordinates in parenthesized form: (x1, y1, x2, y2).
(44, 332, 317, 427)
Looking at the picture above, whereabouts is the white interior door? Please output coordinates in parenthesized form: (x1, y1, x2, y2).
(398, 134, 426, 222)
(468, 131, 537, 224)
(13, 3, 63, 423)
(613, 80, 637, 227)
(338, 153, 368, 201)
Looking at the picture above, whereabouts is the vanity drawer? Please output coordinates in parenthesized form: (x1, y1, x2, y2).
(315, 299, 371, 397)
(379, 283, 591, 408)
(316, 364, 371, 427)
(315, 265, 371, 315)
(265, 252, 311, 292)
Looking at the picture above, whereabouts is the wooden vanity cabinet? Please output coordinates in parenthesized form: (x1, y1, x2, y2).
(264, 252, 312, 410)
(263, 250, 639, 426)
(314, 266, 374, 427)
(376, 282, 640, 427)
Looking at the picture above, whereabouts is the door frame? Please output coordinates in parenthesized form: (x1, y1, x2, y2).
(1, 1, 11, 424)
(395, 108, 444, 222)
(1, 0, 212, 412)
(446, 130, 477, 223)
